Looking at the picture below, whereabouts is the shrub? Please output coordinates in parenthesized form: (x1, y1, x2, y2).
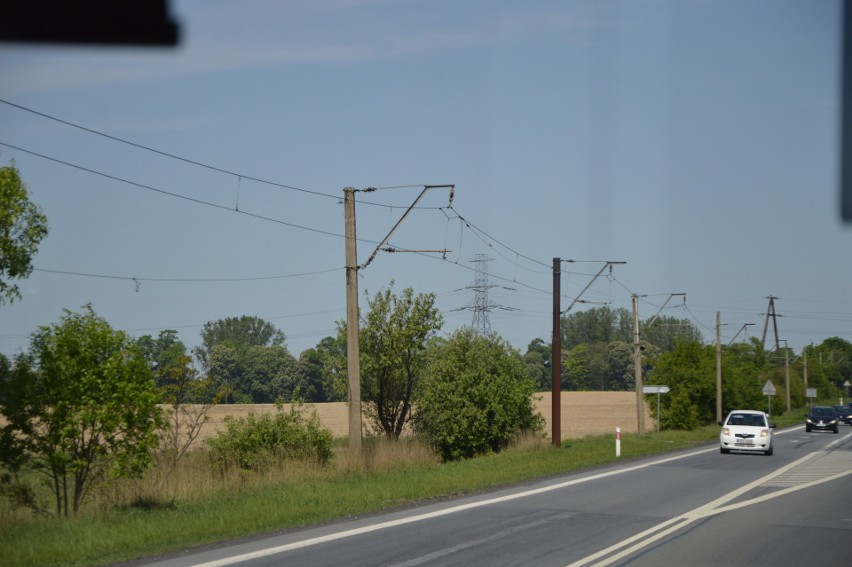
(205, 404, 333, 472)
(413, 329, 543, 461)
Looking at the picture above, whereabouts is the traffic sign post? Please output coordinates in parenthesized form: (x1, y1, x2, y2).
(762, 380, 777, 418)
(643, 385, 670, 433)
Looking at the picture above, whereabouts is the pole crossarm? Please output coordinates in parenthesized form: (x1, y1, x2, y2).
(645, 293, 686, 328)
(562, 260, 626, 314)
(361, 184, 455, 270)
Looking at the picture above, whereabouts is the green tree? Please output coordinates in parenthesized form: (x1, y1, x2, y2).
(563, 341, 635, 391)
(299, 334, 347, 402)
(523, 338, 551, 391)
(242, 344, 309, 403)
(348, 285, 443, 438)
(0, 306, 162, 516)
(194, 315, 286, 369)
(0, 161, 48, 305)
(560, 306, 632, 351)
(414, 328, 543, 461)
(642, 315, 703, 352)
(136, 329, 189, 391)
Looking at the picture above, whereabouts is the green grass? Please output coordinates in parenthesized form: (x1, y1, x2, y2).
(0, 418, 788, 567)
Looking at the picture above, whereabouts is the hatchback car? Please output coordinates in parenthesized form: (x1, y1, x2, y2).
(806, 406, 839, 433)
(832, 405, 852, 425)
(719, 410, 775, 455)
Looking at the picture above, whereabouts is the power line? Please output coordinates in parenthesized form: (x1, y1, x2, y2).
(0, 97, 339, 200)
(33, 266, 343, 284)
(0, 141, 348, 239)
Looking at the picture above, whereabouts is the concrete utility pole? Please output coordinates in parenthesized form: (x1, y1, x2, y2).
(343, 188, 362, 456)
(551, 258, 562, 447)
(632, 294, 645, 435)
(716, 311, 722, 424)
(343, 184, 454, 458)
(784, 342, 791, 413)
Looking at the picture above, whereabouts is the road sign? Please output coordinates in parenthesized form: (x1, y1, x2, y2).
(643, 386, 670, 394)
(762, 380, 776, 396)
(806, 388, 817, 399)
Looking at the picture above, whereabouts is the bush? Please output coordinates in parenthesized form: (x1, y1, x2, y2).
(205, 404, 333, 471)
(413, 329, 543, 461)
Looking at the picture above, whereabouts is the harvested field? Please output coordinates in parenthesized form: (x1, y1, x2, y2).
(179, 392, 655, 447)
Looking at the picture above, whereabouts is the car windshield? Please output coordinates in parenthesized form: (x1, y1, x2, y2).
(728, 414, 765, 427)
(811, 408, 836, 417)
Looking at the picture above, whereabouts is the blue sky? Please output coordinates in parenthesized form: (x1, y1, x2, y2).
(0, 0, 849, 361)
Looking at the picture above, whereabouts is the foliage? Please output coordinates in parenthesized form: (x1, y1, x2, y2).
(523, 338, 551, 391)
(0, 161, 48, 306)
(413, 328, 543, 461)
(157, 354, 218, 477)
(803, 337, 851, 398)
(0, 306, 162, 516)
(194, 315, 286, 369)
(563, 341, 635, 391)
(299, 334, 348, 402)
(205, 343, 308, 404)
(136, 330, 190, 392)
(641, 315, 703, 351)
(351, 284, 443, 438)
(205, 404, 333, 471)
(560, 307, 632, 351)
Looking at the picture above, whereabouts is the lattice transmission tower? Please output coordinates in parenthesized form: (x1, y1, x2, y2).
(454, 254, 500, 335)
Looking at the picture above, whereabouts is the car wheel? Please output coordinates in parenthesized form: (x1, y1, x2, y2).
(720, 447, 730, 454)
(834, 427, 839, 434)
(806, 425, 812, 432)
(765, 446, 773, 456)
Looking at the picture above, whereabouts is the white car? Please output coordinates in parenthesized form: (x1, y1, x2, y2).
(719, 410, 775, 455)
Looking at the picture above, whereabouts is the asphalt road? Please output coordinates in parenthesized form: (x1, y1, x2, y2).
(139, 425, 852, 567)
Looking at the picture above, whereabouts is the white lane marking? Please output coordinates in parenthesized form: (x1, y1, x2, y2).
(183, 446, 718, 566)
(566, 430, 852, 567)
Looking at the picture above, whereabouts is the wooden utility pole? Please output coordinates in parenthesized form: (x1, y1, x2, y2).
(343, 188, 362, 456)
(632, 294, 645, 434)
(551, 258, 562, 447)
(716, 311, 722, 424)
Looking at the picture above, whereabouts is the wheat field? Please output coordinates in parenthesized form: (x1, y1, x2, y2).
(185, 391, 655, 446)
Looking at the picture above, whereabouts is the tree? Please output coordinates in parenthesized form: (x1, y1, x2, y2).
(157, 354, 217, 483)
(413, 328, 543, 461)
(563, 341, 635, 391)
(0, 306, 162, 516)
(299, 334, 347, 402)
(560, 306, 632, 351)
(194, 315, 286, 368)
(0, 161, 48, 305)
(349, 285, 443, 438)
(523, 338, 551, 391)
(642, 315, 703, 352)
(136, 329, 189, 391)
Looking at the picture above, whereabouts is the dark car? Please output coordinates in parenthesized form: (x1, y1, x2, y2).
(806, 406, 839, 433)
(833, 405, 852, 425)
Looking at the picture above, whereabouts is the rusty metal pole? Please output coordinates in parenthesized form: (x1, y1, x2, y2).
(552, 258, 562, 447)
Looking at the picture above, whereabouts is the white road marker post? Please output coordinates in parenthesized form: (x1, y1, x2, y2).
(616, 427, 621, 457)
